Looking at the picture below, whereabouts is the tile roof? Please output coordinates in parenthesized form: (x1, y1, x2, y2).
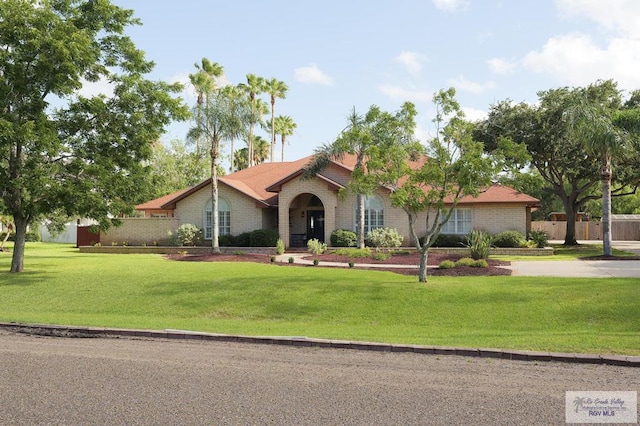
(136, 155, 539, 210)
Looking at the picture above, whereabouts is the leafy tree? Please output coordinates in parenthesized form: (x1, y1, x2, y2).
(147, 139, 210, 197)
(373, 88, 495, 282)
(565, 87, 640, 255)
(238, 74, 266, 167)
(263, 78, 288, 162)
(474, 80, 640, 245)
(0, 0, 188, 272)
(271, 115, 297, 162)
(187, 58, 240, 253)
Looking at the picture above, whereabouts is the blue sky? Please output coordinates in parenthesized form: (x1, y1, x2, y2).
(105, 0, 640, 164)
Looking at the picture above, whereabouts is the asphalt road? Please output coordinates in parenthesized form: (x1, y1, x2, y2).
(0, 331, 637, 425)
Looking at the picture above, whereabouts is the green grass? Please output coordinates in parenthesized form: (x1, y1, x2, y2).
(493, 243, 637, 261)
(1, 243, 639, 355)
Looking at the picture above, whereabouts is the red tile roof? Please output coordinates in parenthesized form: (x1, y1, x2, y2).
(136, 155, 539, 211)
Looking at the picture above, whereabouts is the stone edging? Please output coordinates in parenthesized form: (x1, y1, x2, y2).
(1, 322, 637, 368)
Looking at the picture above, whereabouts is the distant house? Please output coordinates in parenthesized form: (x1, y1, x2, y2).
(135, 155, 539, 247)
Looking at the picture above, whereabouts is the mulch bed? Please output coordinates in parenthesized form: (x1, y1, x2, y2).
(166, 252, 512, 277)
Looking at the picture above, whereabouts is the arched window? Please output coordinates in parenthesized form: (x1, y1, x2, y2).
(359, 195, 384, 234)
(204, 198, 231, 239)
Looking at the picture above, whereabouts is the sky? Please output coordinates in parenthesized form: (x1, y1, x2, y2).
(104, 0, 640, 165)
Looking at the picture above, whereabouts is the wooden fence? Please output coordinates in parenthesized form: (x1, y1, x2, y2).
(532, 221, 640, 241)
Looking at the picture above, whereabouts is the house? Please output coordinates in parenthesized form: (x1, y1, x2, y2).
(132, 155, 539, 248)
(135, 155, 539, 247)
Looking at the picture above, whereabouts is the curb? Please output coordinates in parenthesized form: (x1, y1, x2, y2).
(1, 322, 638, 368)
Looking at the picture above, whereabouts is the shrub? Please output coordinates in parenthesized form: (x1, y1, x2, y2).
(313, 259, 319, 266)
(218, 234, 235, 247)
(330, 229, 357, 247)
(175, 224, 201, 246)
(270, 256, 276, 263)
(250, 229, 279, 247)
(493, 230, 526, 248)
(307, 238, 327, 255)
(288, 257, 294, 264)
(366, 227, 403, 248)
(275, 238, 285, 255)
(348, 261, 355, 268)
(455, 257, 476, 267)
(0, 229, 40, 242)
(528, 230, 549, 248)
(234, 232, 251, 247)
(438, 260, 456, 269)
(471, 259, 488, 268)
(430, 234, 466, 248)
(233, 250, 245, 255)
(333, 247, 372, 258)
(466, 230, 493, 260)
(371, 250, 390, 261)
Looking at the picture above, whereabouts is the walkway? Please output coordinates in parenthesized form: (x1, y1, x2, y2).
(277, 241, 640, 278)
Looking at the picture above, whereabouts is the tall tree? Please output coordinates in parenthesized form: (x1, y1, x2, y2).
(474, 81, 638, 245)
(187, 58, 226, 253)
(373, 89, 495, 282)
(0, 0, 188, 272)
(238, 74, 265, 167)
(565, 86, 640, 255)
(273, 115, 297, 162)
(147, 139, 211, 197)
(263, 78, 288, 162)
(305, 108, 375, 248)
(221, 85, 248, 173)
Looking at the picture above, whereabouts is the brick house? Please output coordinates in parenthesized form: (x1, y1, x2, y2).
(134, 155, 539, 248)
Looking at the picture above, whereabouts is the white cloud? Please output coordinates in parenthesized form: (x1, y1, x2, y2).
(378, 84, 433, 103)
(462, 106, 487, 122)
(433, 0, 468, 12)
(446, 75, 496, 94)
(556, 0, 640, 38)
(487, 57, 517, 75)
(293, 63, 334, 86)
(522, 33, 640, 88)
(78, 78, 114, 98)
(394, 51, 427, 76)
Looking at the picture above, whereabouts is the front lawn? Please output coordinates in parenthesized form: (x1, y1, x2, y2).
(0, 243, 638, 355)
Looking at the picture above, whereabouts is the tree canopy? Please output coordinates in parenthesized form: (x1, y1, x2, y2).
(0, 0, 188, 271)
(474, 80, 640, 245)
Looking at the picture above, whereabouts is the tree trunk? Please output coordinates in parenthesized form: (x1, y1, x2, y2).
(562, 200, 579, 246)
(356, 193, 365, 249)
(601, 157, 612, 256)
(211, 143, 221, 254)
(281, 135, 286, 163)
(418, 248, 428, 283)
(270, 99, 275, 162)
(10, 217, 27, 273)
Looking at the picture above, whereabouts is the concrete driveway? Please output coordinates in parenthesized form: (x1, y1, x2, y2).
(509, 240, 640, 278)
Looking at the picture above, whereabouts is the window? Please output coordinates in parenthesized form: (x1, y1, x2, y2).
(441, 208, 472, 235)
(357, 195, 384, 234)
(204, 198, 231, 239)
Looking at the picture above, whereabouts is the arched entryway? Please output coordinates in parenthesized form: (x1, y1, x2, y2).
(288, 193, 325, 247)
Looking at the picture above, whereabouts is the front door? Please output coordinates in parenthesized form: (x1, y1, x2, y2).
(308, 211, 325, 243)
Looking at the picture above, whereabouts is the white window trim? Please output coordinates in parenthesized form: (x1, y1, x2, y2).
(204, 198, 231, 239)
(441, 208, 472, 235)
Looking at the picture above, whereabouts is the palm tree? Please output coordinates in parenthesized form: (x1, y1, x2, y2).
(220, 85, 248, 173)
(273, 115, 297, 162)
(305, 108, 373, 248)
(233, 135, 269, 170)
(187, 58, 224, 253)
(263, 78, 288, 162)
(238, 74, 265, 167)
(565, 83, 639, 256)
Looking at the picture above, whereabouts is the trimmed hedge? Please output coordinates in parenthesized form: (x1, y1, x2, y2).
(330, 229, 357, 247)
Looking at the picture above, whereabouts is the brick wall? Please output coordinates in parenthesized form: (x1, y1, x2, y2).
(174, 184, 269, 236)
(100, 218, 180, 246)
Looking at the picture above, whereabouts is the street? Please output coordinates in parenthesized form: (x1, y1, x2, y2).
(0, 331, 637, 425)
